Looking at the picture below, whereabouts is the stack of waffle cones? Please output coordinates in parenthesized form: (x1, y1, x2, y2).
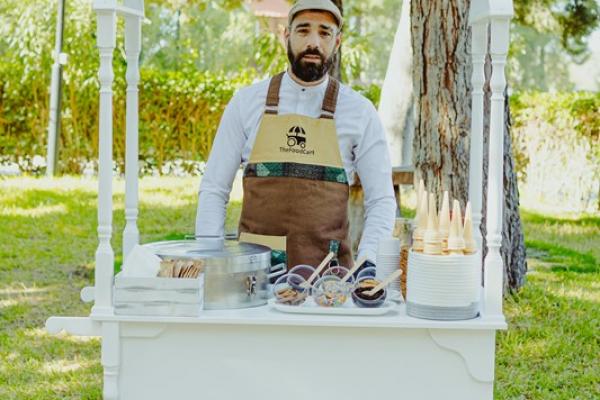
(411, 180, 478, 257)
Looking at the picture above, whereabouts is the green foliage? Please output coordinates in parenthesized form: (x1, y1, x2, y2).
(510, 0, 599, 90)
(508, 25, 576, 91)
(340, 0, 402, 83)
(0, 0, 96, 172)
(510, 91, 599, 211)
(510, 91, 600, 173)
(0, 0, 257, 174)
(0, 62, 253, 174)
(143, 2, 256, 73)
(514, 0, 599, 58)
(352, 82, 381, 107)
(136, 68, 253, 173)
(511, 91, 599, 141)
(252, 30, 288, 77)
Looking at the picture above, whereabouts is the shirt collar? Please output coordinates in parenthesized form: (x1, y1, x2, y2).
(283, 70, 330, 94)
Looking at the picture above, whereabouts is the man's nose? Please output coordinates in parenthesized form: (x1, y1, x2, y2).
(305, 31, 321, 49)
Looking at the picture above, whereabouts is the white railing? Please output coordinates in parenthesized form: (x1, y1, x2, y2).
(468, 21, 487, 254)
(91, 0, 144, 317)
(468, 0, 513, 320)
(123, 0, 143, 260)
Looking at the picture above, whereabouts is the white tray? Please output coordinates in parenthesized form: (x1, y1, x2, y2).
(268, 298, 397, 316)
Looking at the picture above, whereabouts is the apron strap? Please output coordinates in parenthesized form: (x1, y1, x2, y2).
(265, 72, 285, 115)
(320, 77, 340, 119)
(265, 72, 340, 119)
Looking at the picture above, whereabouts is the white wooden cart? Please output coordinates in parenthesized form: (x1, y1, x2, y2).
(46, 1, 514, 398)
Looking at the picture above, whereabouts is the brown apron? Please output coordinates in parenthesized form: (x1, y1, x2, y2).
(238, 72, 353, 270)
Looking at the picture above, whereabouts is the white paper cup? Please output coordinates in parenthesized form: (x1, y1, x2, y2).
(377, 238, 401, 254)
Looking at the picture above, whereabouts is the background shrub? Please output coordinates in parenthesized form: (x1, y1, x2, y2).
(510, 91, 599, 212)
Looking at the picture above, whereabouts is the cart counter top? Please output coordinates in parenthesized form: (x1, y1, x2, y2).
(85, 303, 507, 330)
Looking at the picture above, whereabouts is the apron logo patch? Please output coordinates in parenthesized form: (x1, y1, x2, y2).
(286, 126, 306, 148)
(280, 126, 316, 156)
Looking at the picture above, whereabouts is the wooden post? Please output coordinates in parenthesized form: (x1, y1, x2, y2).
(483, 17, 511, 317)
(123, 0, 143, 260)
(46, 0, 66, 176)
(468, 21, 487, 255)
(92, 1, 117, 316)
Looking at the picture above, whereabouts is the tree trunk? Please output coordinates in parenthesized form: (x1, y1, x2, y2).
(411, 0, 527, 293)
(330, 0, 343, 80)
(411, 0, 472, 202)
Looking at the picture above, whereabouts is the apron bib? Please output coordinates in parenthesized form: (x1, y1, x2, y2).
(238, 72, 353, 269)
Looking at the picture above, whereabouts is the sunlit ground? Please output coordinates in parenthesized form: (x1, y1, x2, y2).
(0, 176, 598, 399)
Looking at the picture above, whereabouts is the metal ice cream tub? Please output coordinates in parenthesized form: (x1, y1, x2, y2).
(143, 239, 272, 310)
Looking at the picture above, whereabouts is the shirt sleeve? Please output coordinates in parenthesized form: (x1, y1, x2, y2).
(195, 92, 246, 237)
(354, 104, 397, 262)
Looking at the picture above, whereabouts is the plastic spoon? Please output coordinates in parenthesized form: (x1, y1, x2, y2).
(302, 252, 335, 288)
(341, 257, 368, 283)
(363, 269, 403, 297)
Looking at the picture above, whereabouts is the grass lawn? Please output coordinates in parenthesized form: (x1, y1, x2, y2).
(0, 176, 598, 399)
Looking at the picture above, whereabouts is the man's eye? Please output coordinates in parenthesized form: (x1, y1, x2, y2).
(297, 29, 309, 34)
(320, 31, 332, 37)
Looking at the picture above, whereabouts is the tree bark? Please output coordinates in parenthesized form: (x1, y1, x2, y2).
(411, 0, 472, 202)
(411, 0, 527, 293)
(330, 0, 343, 80)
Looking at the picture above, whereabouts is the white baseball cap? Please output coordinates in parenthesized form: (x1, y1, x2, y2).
(288, 0, 343, 28)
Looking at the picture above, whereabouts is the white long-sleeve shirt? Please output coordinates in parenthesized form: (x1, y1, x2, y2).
(195, 71, 396, 262)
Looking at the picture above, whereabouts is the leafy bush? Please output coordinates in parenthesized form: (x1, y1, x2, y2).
(510, 91, 599, 211)
(0, 0, 257, 174)
(0, 63, 253, 174)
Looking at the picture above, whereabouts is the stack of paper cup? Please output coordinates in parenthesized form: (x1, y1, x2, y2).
(376, 238, 402, 301)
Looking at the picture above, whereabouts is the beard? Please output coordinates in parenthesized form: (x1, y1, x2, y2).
(287, 41, 335, 82)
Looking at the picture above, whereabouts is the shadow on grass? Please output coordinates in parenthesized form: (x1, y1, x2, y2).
(521, 210, 600, 228)
(0, 328, 102, 399)
(0, 188, 96, 209)
(525, 240, 599, 274)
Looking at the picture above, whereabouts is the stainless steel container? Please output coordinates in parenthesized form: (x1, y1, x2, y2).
(143, 239, 271, 310)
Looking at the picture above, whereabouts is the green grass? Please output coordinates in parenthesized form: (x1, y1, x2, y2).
(0, 177, 598, 399)
(495, 210, 599, 399)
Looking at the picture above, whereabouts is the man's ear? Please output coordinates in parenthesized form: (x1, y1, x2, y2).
(334, 32, 342, 53)
(284, 26, 290, 42)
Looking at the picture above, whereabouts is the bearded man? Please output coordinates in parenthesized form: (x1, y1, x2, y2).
(195, 0, 395, 271)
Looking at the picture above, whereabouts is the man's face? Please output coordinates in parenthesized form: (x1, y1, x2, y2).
(285, 10, 341, 82)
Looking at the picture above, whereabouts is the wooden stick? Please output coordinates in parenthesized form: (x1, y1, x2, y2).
(363, 269, 403, 296)
(341, 257, 368, 283)
(302, 252, 335, 288)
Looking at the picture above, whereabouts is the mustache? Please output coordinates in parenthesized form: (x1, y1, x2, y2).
(297, 48, 325, 62)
